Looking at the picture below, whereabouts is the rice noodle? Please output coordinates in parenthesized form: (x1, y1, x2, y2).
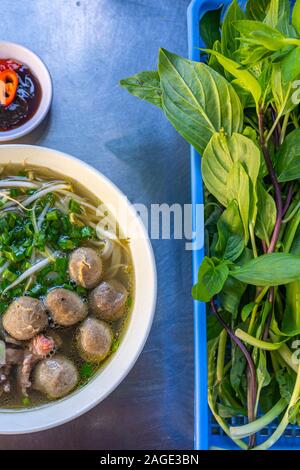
(22, 184, 71, 207)
(106, 263, 128, 279)
(105, 245, 122, 278)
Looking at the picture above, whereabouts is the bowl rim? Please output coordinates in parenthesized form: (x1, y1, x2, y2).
(0, 42, 53, 142)
(0, 144, 157, 433)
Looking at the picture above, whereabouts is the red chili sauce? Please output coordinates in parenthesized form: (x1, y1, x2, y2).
(0, 59, 42, 132)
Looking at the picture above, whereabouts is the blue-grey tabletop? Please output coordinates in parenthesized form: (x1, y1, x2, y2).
(0, 0, 193, 450)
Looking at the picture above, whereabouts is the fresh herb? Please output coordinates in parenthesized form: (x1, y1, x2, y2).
(79, 362, 95, 380)
(121, 0, 300, 450)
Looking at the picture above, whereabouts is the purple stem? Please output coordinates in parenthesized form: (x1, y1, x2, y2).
(210, 299, 257, 447)
(258, 111, 283, 253)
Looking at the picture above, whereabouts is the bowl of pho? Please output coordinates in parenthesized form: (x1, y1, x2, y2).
(0, 144, 156, 433)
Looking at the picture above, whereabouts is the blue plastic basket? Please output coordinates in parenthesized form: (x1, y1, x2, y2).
(188, 0, 300, 450)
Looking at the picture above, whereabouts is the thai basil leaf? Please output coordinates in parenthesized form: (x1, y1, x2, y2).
(282, 229, 300, 336)
(208, 337, 219, 405)
(205, 49, 262, 106)
(230, 253, 300, 286)
(255, 181, 276, 242)
(241, 302, 256, 322)
(200, 6, 222, 49)
(202, 132, 260, 217)
(276, 367, 295, 403)
(246, 0, 270, 21)
(230, 345, 246, 399)
(220, 247, 252, 318)
(256, 350, 271, 410)
(288, 399, 300, 425)
(192, 257, 230, 303)
(277, 129, 300, 182)
(215, 200, 245, 262)
(207, 40, 224, 75)
(221, 0, 245, 58)
(227, 162, 250, 241)
(292, 0, 300, 36)
(282, 280, 300, 336)
(260, 377, 281, 414)
(264, 0, 292, 36)
(119, 71, 162, 108)
(207, 311, 230, 341)
(234, 20, 288, 51)
(220, 276, 247, 319)
(281, 47, 300, 84)
(231, 79, 256, 108)
(158, 49, 243, 154)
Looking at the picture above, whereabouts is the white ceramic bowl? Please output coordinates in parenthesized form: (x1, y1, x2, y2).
(0, 42, 52, 142)
(0, 145, 157, 434)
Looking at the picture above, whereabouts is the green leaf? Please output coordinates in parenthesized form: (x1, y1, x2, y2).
(230, 345, 246, 397)
(215, 200, 245, 262)
(227, 162, 250, 241)
(282, 281, 300, 336)
(202, 132, 260, 224)
(234, 20, 288, 51)
(219, 276, 247, 319)
(230, 253, 300, 286)
(158, 49, 243, 154)
(288, 398, 300, 425)
(200, 6, 222, 49)
(281, 47, 300, 84)
(205, 49, 262, 106)
(221, 0, 246, 58)
(192, 257, 230, 303)
(208, 337, 219, 392)
(264, 0, 291, 36)
(255, 181, 276, 241)
(277, 129, 300, 182)
(241, 302, 256, 322)
(276, 367, 295, 403)
(119, 71, 162, 108)
(256, 350, 271, 407)
(292, 0, 300, 36)
(207, 312, 230, 341)
(246, 0, 270, 21)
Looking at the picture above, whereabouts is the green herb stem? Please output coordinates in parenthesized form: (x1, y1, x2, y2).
(253, 364, 300, 450)
(235, 329, 283, 351)
(230, 398, 287, 440)
(216, 329, 227, 383)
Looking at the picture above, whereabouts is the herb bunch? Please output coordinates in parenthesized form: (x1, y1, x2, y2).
(121, 0, 300, 449)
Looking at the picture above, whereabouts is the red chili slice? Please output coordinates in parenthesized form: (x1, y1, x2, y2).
(0, 69, 19, 107)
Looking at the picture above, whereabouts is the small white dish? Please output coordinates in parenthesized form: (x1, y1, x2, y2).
(0, 145, 157, 433)
(0, 42, 52, 142)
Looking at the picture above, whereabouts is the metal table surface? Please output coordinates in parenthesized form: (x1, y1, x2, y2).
(0, 0, 193, 450)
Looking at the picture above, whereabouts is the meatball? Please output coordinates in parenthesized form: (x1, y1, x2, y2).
(2, 297, 48, 341)
(77, 317, 113, 362)
(33, 355, 78, 399)
(88, 280, 128, 321)
(45, 288, 88, 326)
(69, 247, 103, 289)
